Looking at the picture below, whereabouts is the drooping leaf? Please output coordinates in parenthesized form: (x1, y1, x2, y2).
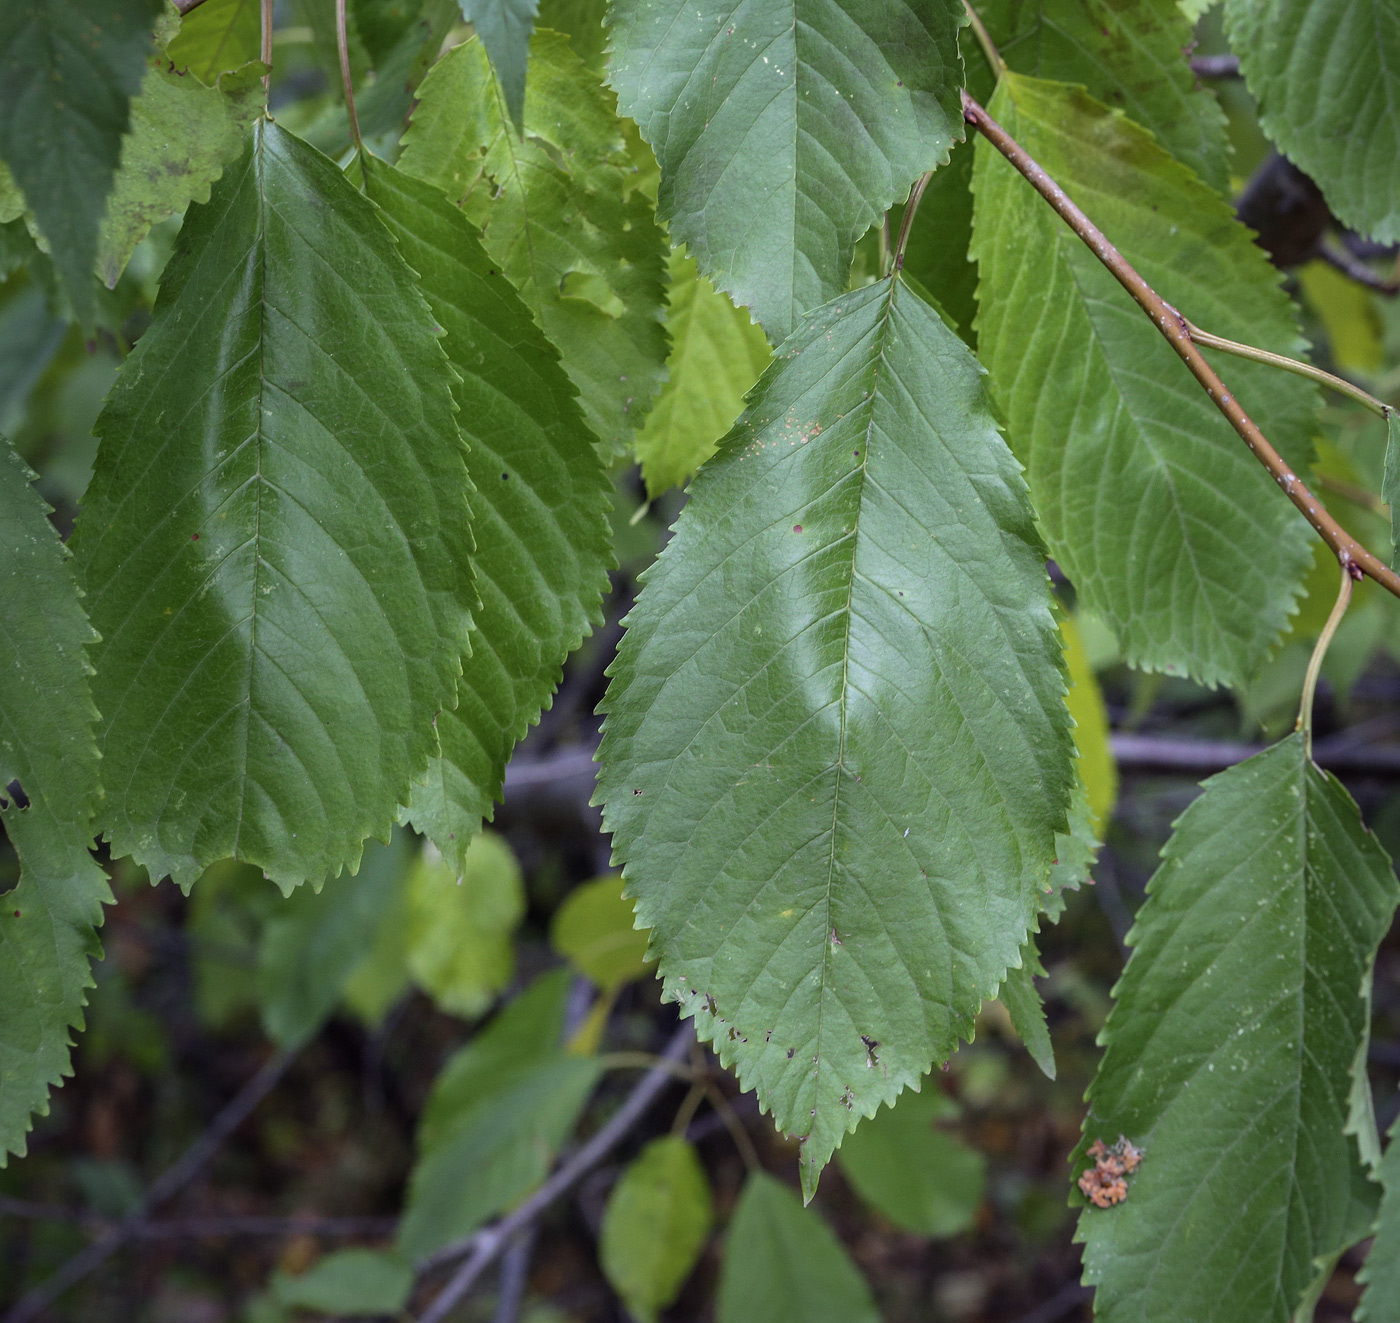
(72, 122, 475, 891)
(0, 440, 109, 1160)
(716, 1173, 879, 1323)
(981, 0, 1230, 191)
(608, 0, 966, 342)
(398, 31, 669, 458)
(999, 943, 1056, 1079)
(836, 1087, 985, 1236)
(459, 0, 539, 131)
(1223, 0, 1400, 241)
(634, 247, 771, 497)
(550, 874, 652, 991)
(0, 0, 162, 321)
(600, 1136, 714, 1323)
(1076, 734, 1400, 1321)
(96, 59, 263, 288)
(1385, 410, 1400, 568)
(358, 159, 610, 870)
(971, 75, 1316, 687)
(273, 1248, 413, 1316)
(597, 275, 1073, 1193)
(257, 830, 414, 1048)
(1358, 1110, 1400, 1321)
(404, 834, 524, 1018)
(167, 0, 260, 83)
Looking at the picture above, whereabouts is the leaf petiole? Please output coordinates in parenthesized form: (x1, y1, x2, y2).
(1297, 560, 1356, 756)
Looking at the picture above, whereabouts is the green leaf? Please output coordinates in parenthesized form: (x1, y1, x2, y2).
(1297, 260, 1384, 376)
(398, 31, 669, 459)
(1076, 733, 1400, 1321)
(596, 275, 1073, 1193)
(981, 0, 1230, 191)
(273, 1248, 413, 1316)
(0, 439, 109, 1160)
(257, 829, 414, 1048)
(167, 0, 260, 83)
(96, 59, 263, 288)
(1358, 1110, 1400, 1321)
(897, 138, 978, 345)
(0, 285, 67, 430)
(1063, 611, 1116, 832)
(716, 1173, 879, 1323)
(608, 0, 966, 342)
(550, 874, 651, 992)
(836, 1087, 985, 1236)
(357, 159, 610, 870)
(72, 122, 475, 891)
(999, 944, 1056, 1079)
(971, 75, 1317, 687)
(538, 0, 605, 67)
(1385, 411, 1400, 569)
(397, 971, 603, 1259)
(1223, 0, 1400, 241)
(600, 1136, 714, 1323)
(635, 247, 771, 498)
(404, 833, 524, 1018)
(0, 0, 162, 322)
(460, 0, 539, 131)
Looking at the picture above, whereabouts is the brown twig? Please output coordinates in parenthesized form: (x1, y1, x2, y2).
(961, 90, 1400, 599)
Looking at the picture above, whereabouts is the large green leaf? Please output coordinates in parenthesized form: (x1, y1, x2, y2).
(971, 75, 1316, 687)
(0, 0, 162, 321)
(634, 247, 771, 498)
(1359, 1111, 1400, 1321)
(359, 159, 610, 868)
(167, 0, 260, 83)
(0, 441, 109, 1160)
(981, 0, 1230, 191)
(607, 0, 966, 342)
(716, 1173, 878, 1323)
(398, 31, 669, 459)
(1076, 733, 1399, 1321)
(72, 122, 475, 891)
(1223, 0, 1400, 242)
(460, 0, 539, 130)
(597, 275, 1073, 1192)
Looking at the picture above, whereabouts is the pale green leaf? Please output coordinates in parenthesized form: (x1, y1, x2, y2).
(1223, 0, 1400, 241)
(550, 874, 651, 991)
(635, 247, 770, 498)
(971, 75, 1316, 687)
(597, 275, 1073, 1192)
(1385, 410, 1400, 568)
(399, 31, 669, 458)
(1297, 260, 1384, 375)
(273, 1248, 413, 1316)
(1358, 1109, 1400, 1321)
(72, 122, 475, 891)
(0, 0, 162, 321)
(608, 0, 966, 342)
(167, 0, 260, 83)
(836, 1087, 985, 1236)
(404, 833, 524, 1018)
(1077, 734, 1400, 1321)
(716, 1173, 878, 1323)
(460, 0, 539, 130)
(96, 59, 262, 288)
(600, 1136, 714, 1323)
(0, 440, 109, 1160)
(358, 159, 611, 871)
(1063, 611, 1116, 832)
(538, 0, 605, 66)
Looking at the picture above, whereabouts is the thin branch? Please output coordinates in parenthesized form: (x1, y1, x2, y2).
(260, 0, 273, 93)
(1189, 53, 1241, 79)
(1313, 471, 1389, 518)
(414, 1022, 694, 1323)
(0, 1199, 394, 1239)
(596, 1050, 698, 1083)
(1297, 562, 1354, 755)
(1110, 732, 1400, 774)
(962, 1, 1006, 78)
(335, 0, 363, 154)
(3, 1047, 296, 1323)
(1319, 243, 1400, 296)
(961, 90, 1400, 601)
(703, 1083, 761, 1172)
(173, 0, 210, 12)
(491, 1227, 536, 1323)
(892, 172, 932, 270)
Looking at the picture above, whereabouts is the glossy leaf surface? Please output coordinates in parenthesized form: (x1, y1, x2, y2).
(972, 76, 1316, 686)
(1077, 734, 1400, 1321)
(74, 122, 475, 891)
(598, 276, 1072, 1189)
(608, 0, 965, 342)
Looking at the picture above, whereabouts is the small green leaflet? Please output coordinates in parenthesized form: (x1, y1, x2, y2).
(399, 31, 669, 460)
(459, 0, 540, 131)
(1077, 734, 1400, 1322)
(635, 247, 771, 497)
(0, 441, 109, 1161)
(1358, 1110, 1400, 1321)
(980, 0, 1230, 191)
(0, 0, 162, 322)
(73, 122, 475, 891)
(971, 75, 1317, 687)
(1224, 0, 1400, 242)
(601, 1136, 714, 1323)
(716, 1173, 878, 1323)
(608, 0, 966, 342)
(167, 0, 260, 84)
(359, 158, 611, 869)
(597, 275, 1073, 1195)
(273, 1248, 412, 1317)
(1385, 409, 1400, 569)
